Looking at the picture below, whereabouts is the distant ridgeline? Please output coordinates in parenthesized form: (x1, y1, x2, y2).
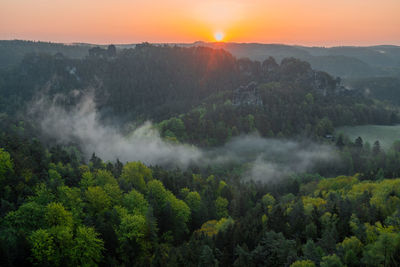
(0, 43, 397, 145)
(0, 40, 91, 71)
(189, 42, 400, 78)
(88, 45, 117, 58)
(2, 40, 400, 78)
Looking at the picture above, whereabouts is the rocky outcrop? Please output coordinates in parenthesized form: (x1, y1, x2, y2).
(233, 81, 263, 106)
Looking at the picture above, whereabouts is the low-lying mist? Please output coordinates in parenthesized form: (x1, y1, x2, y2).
(30, 92, 338, 182)
(208, 136, 337, 182)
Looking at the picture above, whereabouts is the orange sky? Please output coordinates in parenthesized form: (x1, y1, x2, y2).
(1, 0, 400, 46)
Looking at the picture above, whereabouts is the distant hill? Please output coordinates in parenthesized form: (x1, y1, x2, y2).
(0, 40, 92, 71)
(1, 40, 400, 78)
(187, 42, 400, 78)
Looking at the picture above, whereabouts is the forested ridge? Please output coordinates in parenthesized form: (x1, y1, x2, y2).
(2, 40, 400, 78)
(0, 44, 397, 143)
(1, 44, 400, 266)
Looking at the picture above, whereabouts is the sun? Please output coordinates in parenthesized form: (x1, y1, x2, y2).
(214, 32, 224, 42)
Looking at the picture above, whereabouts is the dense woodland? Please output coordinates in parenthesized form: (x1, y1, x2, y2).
(0, 44, 397, 143)
(1, 44, 400, 266)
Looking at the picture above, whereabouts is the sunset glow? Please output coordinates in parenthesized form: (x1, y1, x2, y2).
(214, 32, 224, 42)
(1, 0, 400, 45)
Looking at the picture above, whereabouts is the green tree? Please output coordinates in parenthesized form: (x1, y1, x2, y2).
(94, 169, 118, 187)
(57, 186, 84, 222)
(85, 186, 111, 213)
(146, 180, 190, 240)
(29, 226, 73, 267)
(215, 196, 229, 219)
(355, 137, 363, 149)
(373, 140, 381, 156)
(48, 169, 63, 189)
(160, 117, 186, 140)
(185, 191, 203, 228)
(0, 148, 13, 187)
(303, 239, 324, 264)
(305, 93, 314, 105)
(185, 191, 202, 213)
(336, 236, 362, 267)
(320, 254, 343, 267)
(116, 212, 149, 264)
(103, 183, 123, 206)
(362, 232, 400, 267)
(44, 202, 73, 228)
(166, 191, 191, 237)
(199, 245, 218, 267)
(79, 171, 95, 189)
(120, 162, 152, 192)
(290, 260, 316, 267)
(123, 189, 149, 215)
(233, 244, 252, 267)
(251, 231, 296, 266)
(29, 229, 57, 266)
(4, 201, 46, 233)
(70, 226, 104, 267)
(261, 193, 275, 212)
(315, 117, 333, 137)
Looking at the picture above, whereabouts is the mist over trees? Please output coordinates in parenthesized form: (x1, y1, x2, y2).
(0, 43, 397, 142)
(1, 42, 400, 266)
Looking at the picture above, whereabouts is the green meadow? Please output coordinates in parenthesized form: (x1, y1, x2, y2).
(336, 124, 400, 150)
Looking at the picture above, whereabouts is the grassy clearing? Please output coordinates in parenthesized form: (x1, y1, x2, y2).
(336, 124, 400, 150)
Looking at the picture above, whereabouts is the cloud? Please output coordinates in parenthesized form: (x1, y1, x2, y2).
(29, 92, 202, 168)
(205, 135, 337, 182)
(29, 92, 338, 182)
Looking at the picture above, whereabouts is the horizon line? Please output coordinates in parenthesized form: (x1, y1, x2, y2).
(1, 38, 400, 49)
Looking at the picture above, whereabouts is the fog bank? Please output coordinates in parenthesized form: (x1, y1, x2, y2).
(30, 93, 338, 182)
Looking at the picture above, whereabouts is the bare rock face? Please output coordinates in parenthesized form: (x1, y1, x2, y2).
(233, 81, 263, 106)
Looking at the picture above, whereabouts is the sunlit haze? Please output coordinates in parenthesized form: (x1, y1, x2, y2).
(214, 32, 224, 42)
(1, 0, 400, 45)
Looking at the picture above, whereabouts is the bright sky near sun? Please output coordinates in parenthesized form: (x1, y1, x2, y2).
(1, 0, 400, 46)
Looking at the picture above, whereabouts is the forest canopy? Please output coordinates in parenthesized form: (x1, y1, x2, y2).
(1, 43, 400, 266)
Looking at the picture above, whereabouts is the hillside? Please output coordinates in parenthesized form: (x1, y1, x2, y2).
(0, 44, 397, 146)
(1, 42, 400, 267)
